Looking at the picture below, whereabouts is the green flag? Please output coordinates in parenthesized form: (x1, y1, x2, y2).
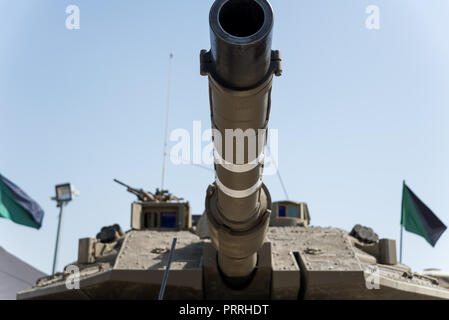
(0, 174, 44, 229)
(401, 181, 446, 247)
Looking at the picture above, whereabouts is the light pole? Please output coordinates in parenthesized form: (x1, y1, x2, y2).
(51, 183, 78, 274)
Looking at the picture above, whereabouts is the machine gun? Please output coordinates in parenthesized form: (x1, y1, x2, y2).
(114, 179, 184, 203)
(113, 179, 156, 202)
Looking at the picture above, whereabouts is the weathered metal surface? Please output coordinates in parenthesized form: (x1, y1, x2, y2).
(114, 230, 202, 270)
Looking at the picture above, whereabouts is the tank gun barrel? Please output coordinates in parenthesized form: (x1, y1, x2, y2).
(201, 0, 281, 282)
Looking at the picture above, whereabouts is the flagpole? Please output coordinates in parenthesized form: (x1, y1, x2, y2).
(400, 180, 405, 264)
(399, 224, 403, 263)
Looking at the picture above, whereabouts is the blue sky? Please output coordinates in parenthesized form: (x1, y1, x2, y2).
(0, 0, 448, 275)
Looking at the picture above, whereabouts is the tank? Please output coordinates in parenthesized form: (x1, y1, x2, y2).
(17, 0, 449, 300)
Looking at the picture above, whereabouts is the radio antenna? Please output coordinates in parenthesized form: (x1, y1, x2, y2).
(161, 53, 174, 191)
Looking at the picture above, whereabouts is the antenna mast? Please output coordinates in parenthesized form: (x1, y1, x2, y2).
(161, 53, 173, 191)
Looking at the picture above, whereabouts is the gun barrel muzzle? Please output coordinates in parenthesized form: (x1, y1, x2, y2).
(208, 0, 274, 88)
